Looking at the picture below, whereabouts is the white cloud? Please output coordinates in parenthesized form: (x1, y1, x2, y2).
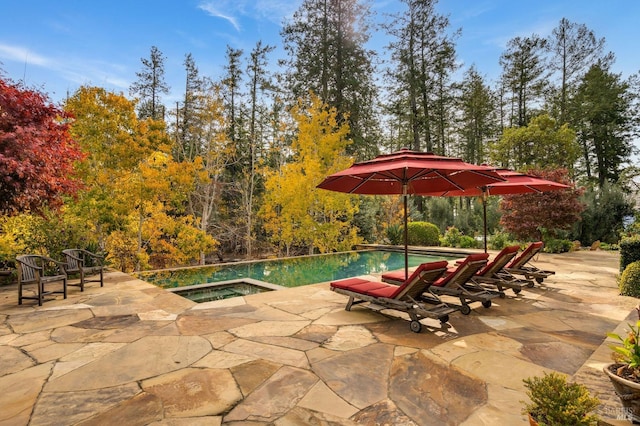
(198, 2, 241, 31)
(0, 43, 50, 66)
(0, 42, 129, 97)
(198, 0, 301, 30)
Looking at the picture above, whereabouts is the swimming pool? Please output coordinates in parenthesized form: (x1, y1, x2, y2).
(137, 250, 455, 289)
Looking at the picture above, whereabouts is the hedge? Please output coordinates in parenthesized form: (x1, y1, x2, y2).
(406, 222, 440, 246)
(620, 260, 640, 298)
(620, 236, 640, 272)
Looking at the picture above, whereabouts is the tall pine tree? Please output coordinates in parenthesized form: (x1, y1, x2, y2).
(281, 0, 380, 160)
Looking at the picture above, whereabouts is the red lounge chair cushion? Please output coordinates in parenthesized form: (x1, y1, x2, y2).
(333, 260, 449, 299)
(434, 252, 489, 287)
(367, 285, 400, 298)
(477, 245, 519, 276)
(381, 270, 405, 282)
(507, 241, 544, 269)
(331, 278, 388, 294)
(330, 277, 370, 290)
(381, 260, 449, 284)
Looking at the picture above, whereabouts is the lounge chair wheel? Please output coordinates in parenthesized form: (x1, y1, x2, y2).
(482, 300, 492, 308)
(513, 288, 521, 294)
(528, 281, 535, 288)
(410, 320, 422, 333)
(439, 315, 449, 324)
(460, 304, 471, 315)
(499, 292, 506, 298)
(535, 277, 544, 284)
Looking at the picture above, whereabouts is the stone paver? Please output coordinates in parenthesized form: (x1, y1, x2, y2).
(224, 366, 318, 422)
(390, 350, 487, 425)
(44, 335, 212, 391)
(0, 250, 638, 425)
(142, 368, 242, 417)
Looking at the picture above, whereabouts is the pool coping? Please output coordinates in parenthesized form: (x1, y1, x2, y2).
(166, 277, 286, 293)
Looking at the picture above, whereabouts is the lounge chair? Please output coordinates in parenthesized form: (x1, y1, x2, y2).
(16, 255, 68, 306)
(504, 241, 555, 283)
(330, 260, 457, 333)
(62, 249, 105, 291)
(471, 245, 534, 294)
(383, 253, 500, 315)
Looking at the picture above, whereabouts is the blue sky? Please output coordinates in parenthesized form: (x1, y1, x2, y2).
(1, 0, 638, 105)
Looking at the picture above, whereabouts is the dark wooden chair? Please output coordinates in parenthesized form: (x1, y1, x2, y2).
(16, 255, 68, 306)
(62, 249, 105, 291)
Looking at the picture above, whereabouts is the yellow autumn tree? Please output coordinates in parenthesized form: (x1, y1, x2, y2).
(65, 87, 217, 271)
(113, 151, 217, 271)
(261, 93, 361, 256)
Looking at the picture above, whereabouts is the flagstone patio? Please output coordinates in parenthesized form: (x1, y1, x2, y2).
(0, 249, 637, 425)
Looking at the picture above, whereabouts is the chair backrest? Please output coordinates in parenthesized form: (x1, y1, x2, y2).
(435, 253, 489, 287)
(62, 249, 83, 271)
(16, 255, 42, 283)
(391, 260, 449, 300)
(507, 242, 544, 269)
(477, 245, 519, 277)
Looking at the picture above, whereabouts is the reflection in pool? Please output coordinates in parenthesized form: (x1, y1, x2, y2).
(137, 250, 454, 289)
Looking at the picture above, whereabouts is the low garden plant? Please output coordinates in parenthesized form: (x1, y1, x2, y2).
(522, 372, 599, 425)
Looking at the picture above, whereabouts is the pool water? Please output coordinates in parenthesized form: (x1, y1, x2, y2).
(137, 250, 454, 289)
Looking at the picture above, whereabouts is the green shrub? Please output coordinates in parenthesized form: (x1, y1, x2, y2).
(488, 232, 518, 251)
(522, 372, 599, 425)
(600, 242, 619, 251)
(386, 224, 403, 245)
(543, 238, 573, 253)
(620, 236, 640, 272)
(620, 261, 640, 298)
(406, 221, 440, 246)
(459, 235, 478, 249)
(440, 226, 462, 247)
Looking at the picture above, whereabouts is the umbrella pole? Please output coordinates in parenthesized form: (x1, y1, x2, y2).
(482, 188, 488, 253)
(403, 185, 409, 281)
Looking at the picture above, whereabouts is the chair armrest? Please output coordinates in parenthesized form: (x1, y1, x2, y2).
(41, 256, 68, 275)
(79, 249, 104, 261)
(66, 249, 104, 267)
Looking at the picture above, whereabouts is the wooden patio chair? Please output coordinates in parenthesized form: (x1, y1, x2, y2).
(62, 249, 105, 291)
(16, 255, 68, 306)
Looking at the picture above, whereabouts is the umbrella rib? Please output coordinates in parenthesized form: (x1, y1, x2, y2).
(430, 170, 465, 191)
(469, 170, 507, 182)
(349, 176, 373, 194)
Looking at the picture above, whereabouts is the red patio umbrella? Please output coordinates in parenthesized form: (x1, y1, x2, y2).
(317, 149, 505, 279)
(424, 169, 570, 252)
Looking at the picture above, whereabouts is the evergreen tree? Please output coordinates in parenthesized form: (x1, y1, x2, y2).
(384, 0, 458, 154)
(177, 53, 205, 161)
(222, 46, 243, 144)
(241, 41, 275, 257)
(570, 62, 636, 186)
(281, 0, 380, 160)
(499, 35, 548, 127)
(129, 46, 170, 121)
(547, 18, 610, 124)
(457, 66, 496, 164)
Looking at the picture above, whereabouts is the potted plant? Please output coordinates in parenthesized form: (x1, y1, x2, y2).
(604, 307, 640, 423)
(521, 371, 599, 425)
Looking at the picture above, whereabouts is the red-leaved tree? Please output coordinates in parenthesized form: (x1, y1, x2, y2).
(500, 169, 585, 241)
(0, 77, 84, 215)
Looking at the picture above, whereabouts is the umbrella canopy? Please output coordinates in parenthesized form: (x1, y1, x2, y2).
(317, 149, 505, 196)
(317, 149, 505, 279)
(422, 169, 570, 252)
(431, 169, 570, 197)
